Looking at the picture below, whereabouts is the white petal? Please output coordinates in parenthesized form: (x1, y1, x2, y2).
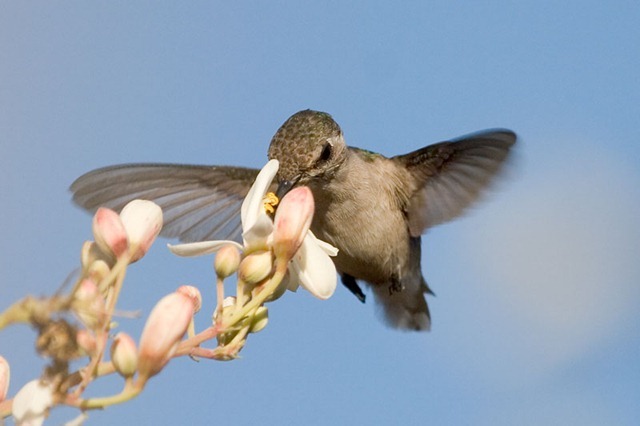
(12, 380, 54, 426)
(241, 160, 279, 230)
(307, 230, 339, 257)
(168, 240, 242, 257)
(283, 267, 300, 292)
(290, 234, 337, 300)
(242, 212, 274, 248)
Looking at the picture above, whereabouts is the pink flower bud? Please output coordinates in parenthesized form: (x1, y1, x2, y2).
(111, 332, 138, 378)
(272, 186, 314, 262)
(137, 292, 194, 380)
(176, 285, 202, 313)
(92, 207, 129, 258)
(119, 200, 163, 262)
(76, 329, 97, 355)
(73, 279, 107, 329)
(0, 355, 9, 403)
(214, 244, 241, 279)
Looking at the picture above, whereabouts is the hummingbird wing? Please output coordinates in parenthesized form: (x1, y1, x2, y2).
(394, 129, 516, 237)
(70, 164, 260, 243)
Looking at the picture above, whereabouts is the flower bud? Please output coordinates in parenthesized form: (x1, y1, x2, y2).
(215, 297, 239, 346)
(0, 355, 9, 403)
(249, 306, 269, 334)
(214, 296, 236, 323)
(272, 186, 314, 262)
(73, 279, 107, 329)
(238, 250, 273, 285)
(111, 332, 138, 378)
(138, 292, 193, 380)
(81, 241, 115, 270)
(76, 329, 97, 355)
(214, 244, 241, 279)
(119, 200, 163, 262)
(176, 285, 202, 313)
(92, 207, 129, 258)
(87, 259, 112, 293)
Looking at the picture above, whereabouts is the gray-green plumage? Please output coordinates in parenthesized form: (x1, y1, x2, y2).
(71, 109, 516, 331)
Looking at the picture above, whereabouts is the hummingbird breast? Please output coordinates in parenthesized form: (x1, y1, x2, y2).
(308, 152, 413, 285)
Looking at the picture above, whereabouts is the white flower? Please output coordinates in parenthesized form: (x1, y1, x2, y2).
(12, 380, 54, 426)
(169, 159, 338, 299)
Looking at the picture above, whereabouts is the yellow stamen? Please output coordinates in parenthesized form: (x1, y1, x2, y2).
(263, 192, 279, 215)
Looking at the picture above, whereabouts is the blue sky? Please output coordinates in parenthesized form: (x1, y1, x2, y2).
(1, 2, 639, 425)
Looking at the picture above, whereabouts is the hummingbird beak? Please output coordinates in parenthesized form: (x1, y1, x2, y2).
(275, 179, 295, 200)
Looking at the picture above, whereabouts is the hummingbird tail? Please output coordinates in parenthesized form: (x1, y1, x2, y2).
(371, 274, 431, 332)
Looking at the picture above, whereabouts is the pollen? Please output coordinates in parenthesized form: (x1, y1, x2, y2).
(263, 192, 279, 215)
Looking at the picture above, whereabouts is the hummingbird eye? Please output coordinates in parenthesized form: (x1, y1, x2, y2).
(318, 142, 333, 164)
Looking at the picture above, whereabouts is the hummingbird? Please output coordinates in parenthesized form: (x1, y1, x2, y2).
(71, 109, 516, 331)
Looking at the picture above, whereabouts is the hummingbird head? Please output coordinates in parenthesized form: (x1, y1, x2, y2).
(268, 109, 347, 198)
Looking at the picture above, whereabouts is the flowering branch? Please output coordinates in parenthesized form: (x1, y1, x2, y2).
(0, 160, 338, 425)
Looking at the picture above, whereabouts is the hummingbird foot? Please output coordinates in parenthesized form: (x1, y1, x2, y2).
(341, 273, 366, 303)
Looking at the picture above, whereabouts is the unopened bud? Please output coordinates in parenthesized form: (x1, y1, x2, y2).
(119, 200, 163, 262)
(238, 250, 273, 285)
(76, 329, 97, 355)
(215, 297, 240, 346)
(0, 355, 9, 403)
(81, 241, 115, 270)
(73, 279, 107, 329)
(249, 306, 269, 334)
(93, 207, 129, 258)
(272, 186, 314, 262)
(87, 260, 112, 293)
(176, 285, 202, 313)
(214, 244, 241, 279)
(111, 332, 138, 378)
(138, 292, 193, 380)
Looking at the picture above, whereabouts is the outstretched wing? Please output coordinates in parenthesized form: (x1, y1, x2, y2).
(70, 164, 260, 243)
(394, 129, 516, 236)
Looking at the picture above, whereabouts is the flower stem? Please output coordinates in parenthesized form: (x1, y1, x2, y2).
(222, 260, 287, 329)
(75, 377, 143, 410)
(73, 254, 131, 398)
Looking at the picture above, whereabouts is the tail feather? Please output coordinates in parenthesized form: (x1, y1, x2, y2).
(371, 236, 432, 331)
(372, 276, 431, 331)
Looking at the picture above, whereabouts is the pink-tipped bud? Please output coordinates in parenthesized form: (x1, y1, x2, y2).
(176, 285, 202, 313)
(92, 207, 129, 258)
(272, 186, 314, 262)
(0, 355, 9, 403)
(214, 244, 241, 279)
(81, 241, 116, 272)
(238, 250, 273, 285)
(76, 329, 97, 355)
(73, 279, 107, 329)
(137, 292, 194, 380)
(119, 200, 163, 262)
(111, 332, 138, 378)
(87, 260, 112, 293)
